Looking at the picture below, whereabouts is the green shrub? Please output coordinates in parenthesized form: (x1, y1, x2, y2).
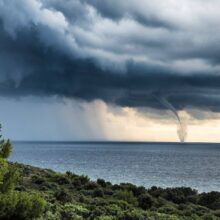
(104, 188, 114, 196)
(32, 175, 46, 185)
(97, 178, 107, 188)
(55, 189, 72, 203)
(118, 210, 147, 220)
(14, 192, 46, 220)
(0, 166, 20, 193)
(55, 175, 71, 185)
(213, 209, 220, 217)
(138, 193, 154, 210)
(97, 216, 113, 220)
(0, 139, 12, 159)
(85, 181, 99, 190)
(114, 190, 137, 205)
(158, 204, 180, 216)
(0, 192, 18, 219)
(105, 204, 123, 216)
(147, 211, 182, 220)
(199, 192, 220, 210)
(60, 204, 87, 220)
(38, 203, 61, 220)
(93, 188, 104, 197)
(90, 206, 108, 218)
(202, 213, 218, 220)
(72, 175, 90, 188)
(0, 191, 46, 220)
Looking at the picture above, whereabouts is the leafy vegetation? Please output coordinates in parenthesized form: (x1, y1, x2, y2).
(12, 163, 220, 220)
(1, 124, 220, 219)
(0, 125, 46, 220)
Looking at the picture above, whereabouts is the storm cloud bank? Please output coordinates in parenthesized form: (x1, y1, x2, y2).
(1, 0, 220, 114)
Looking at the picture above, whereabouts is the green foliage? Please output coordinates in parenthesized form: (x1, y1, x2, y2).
(0, 165, 20, 193)
(55, 188, 73, 203)
(0, 186, 46, 220)
(12, 161, 220, 220)
(0, 124, 12, 159)
(0, 124, 46, 220)
(0, 126, 16, 193)
(97, 216, 113, 220)
(114, 190, 137, 206)
(0, 159, 8, 185)
(138, 193, 154, 209)
(59, 203, 88, 220)
(118, 209, 147, 220)
(199, 192, 220, 210)
(93, 188, 104, 197)
(0, 125, 13, 191)
(13, 192, 46, 220)
(0, 139, 12, 159)
(97, 178, 107, 188)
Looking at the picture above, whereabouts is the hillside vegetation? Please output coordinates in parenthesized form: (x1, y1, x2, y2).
(12, 163, 220, 220)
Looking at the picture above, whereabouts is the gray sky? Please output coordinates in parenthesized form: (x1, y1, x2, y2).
(1, 0, 220, 141)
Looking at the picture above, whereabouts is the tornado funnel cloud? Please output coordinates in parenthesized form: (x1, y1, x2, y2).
(154, 95, 187, 143)
(177, 121, 187, 143)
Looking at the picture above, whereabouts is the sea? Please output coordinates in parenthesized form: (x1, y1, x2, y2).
(10, 141, 220, 192)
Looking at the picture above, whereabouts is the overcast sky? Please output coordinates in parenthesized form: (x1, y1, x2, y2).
(1, 0, 220, 142)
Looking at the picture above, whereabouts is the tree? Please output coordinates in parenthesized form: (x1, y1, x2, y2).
(0, 124, 46, 219)
(0, 124, 19, 193)
(138, 193, 154, 210)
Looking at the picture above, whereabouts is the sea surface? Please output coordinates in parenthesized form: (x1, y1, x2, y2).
(10, 141, 220, 192)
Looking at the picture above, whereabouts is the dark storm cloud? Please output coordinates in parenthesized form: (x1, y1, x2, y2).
(1, 0, 220, 116)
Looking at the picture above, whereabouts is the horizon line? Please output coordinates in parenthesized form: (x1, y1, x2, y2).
(11, 140, 220, 145)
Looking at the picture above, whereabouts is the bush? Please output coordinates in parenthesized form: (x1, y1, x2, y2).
(97, 178, 107, 188)
(138, 193, 154, 210)
(14, 192, 46, 220)
(60, 203, 88, 220)
(199, 192, 220, 210)
(148, 186, 164, 198)
(118, 210, 147, 220)
(90, 206, 108, 218)
(132, 186, 146, 197)
(32, 175, 47, 186)
(1, 167, 20, 193)
(114, 190, 137, 205)
(55, 189, 72, 203)
(72, 175, 90, 187)
(85, 181, 99, 190)
(158, 205, 180, 216)
(55, 175, 71, 185)
(213, 210, 220, 217)
(0, 139, 12, 159)
(93, 188, 104, 197)
(104, 188, 114, 196)
(148, 187, 198, 204)
(202, 213, 217, 220)
(0, 192, 46, 220)
(105, 204, 123, 216)
(97, 216, 113, 220)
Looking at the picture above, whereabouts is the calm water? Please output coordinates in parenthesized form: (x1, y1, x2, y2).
(10, 142, 220, 192)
